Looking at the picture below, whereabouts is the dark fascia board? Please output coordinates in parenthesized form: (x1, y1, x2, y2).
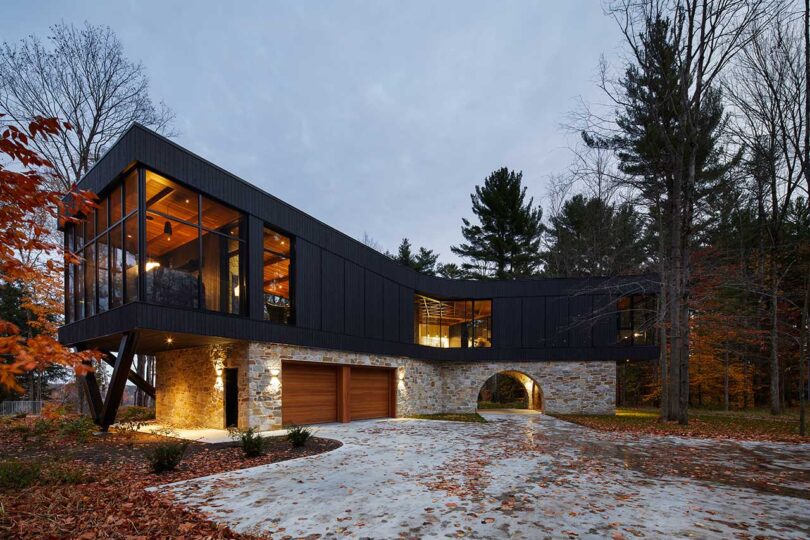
(72, 123, 660, 297)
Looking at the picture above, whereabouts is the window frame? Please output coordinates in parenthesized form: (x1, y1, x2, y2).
(262, 224, 295, 325)
(413, 293, 493, 348)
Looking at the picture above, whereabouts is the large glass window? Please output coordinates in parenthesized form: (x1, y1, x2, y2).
(414, 294, 492, 348)
(65, 167, 248, 321)
(263, 227, 292, 324)
(65, 168, 137, 321)
(144, 170, 245, 314)
(617, 294, 656, 345)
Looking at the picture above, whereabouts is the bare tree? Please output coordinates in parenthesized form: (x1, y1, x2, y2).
(0, 22, 174, 189)
(607, 0, 776, 423)
(726, 12, 806, 414)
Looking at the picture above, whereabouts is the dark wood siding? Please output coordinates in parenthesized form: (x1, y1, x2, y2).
(321, 251, 345, 334)
(383, 279, 399, 342)
(59, 124, 661, 363)
(344, 261, 365, 337)
(522, 297, 545, 348)
(295, 239, 321, 330)
(494, 297, 522, 348)
(364, 271, 384, 339)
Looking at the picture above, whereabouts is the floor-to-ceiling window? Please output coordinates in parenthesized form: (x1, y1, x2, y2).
(263, 226, 293, 324)
(413, 294, 492, 348)
(617, 294, 656, 345)
(65, 169, 138, 323)
(144, 170, 245, 314)
(65, 168, 247, 322)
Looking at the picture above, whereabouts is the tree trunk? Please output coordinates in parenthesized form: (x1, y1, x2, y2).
(770, 263, 781, 415)
(724, 348, 730, 411)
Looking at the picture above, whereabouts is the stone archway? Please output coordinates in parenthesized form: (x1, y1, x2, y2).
(476, 370, 543, 411)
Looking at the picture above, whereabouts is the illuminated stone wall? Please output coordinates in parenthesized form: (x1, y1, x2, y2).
(156, 341, 615, 430)
(155, 342, 248, 429)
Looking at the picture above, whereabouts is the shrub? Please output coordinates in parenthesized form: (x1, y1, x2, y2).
(231, 427, 266, 457)
(43, 461, 90, 485)
(59, 416, 96, 442)
(13, 412, 27, 419)
(0, 460, 41, 490)
(118, 405, 156, 422)
(144, 441, 189, 473)
(286, 425, 313, 448)
(40, 402, 70, 420)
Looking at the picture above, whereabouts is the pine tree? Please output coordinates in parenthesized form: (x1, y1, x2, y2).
(542, 194, 648, 277)
(393, 238, 439, 275)
(451, 168, 544, 279)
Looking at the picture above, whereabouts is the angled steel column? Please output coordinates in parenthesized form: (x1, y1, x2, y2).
(100, 354, 155, 399)
(100, 331, 140, 431)
(80, 362, 104, 425)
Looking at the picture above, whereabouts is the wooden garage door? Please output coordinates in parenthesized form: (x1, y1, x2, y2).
(350, 366, 392, 420)
(282, 362, 338, 425)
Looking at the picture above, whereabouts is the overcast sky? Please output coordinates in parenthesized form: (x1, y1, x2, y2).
(2, 1, 623, 263)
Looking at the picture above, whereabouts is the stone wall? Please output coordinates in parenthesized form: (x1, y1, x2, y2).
(155, 342, 248, 429)
(156, 341, 615, 430)
(245, 343, 443, 431)
(440, 361, 615, 415)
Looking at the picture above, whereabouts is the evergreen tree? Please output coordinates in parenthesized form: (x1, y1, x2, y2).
(393, 238, 439, 276)
(542, 194, 648, 277)
(451, 168, 544, 279)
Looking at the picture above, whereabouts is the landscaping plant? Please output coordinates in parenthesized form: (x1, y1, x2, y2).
(231, 427, 267, 457)
(144, 442, 189, 473)
(286, 425, 313, 448)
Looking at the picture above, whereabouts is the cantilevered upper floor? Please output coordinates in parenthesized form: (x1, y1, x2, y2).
(58, 124, 659, 362)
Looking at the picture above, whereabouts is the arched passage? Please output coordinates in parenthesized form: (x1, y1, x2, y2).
(476, 370, 543, 411)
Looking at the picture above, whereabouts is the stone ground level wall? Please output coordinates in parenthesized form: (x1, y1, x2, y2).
(156, 342, 615, 430)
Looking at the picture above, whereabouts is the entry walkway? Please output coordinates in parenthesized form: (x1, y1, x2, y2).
(157, 413, 810, 538)
(136, 424, 286, 444)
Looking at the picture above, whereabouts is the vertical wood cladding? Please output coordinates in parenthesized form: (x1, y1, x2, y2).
(364, 270, 384, 339)
(294, 239, 321, 330)
(61, 124, 660, 363)
(344, 261, 365, 337)
(320, 250, 345, 334)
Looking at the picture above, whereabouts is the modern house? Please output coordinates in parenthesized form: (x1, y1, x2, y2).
(58, 124, 659, 431)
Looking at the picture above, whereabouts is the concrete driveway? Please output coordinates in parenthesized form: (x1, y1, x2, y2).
(161, 413, 810, 539)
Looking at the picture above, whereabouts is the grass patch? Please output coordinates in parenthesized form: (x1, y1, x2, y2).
(409, 413, 487, 423)
(477, 400, 527, 410)
(551, 407, 808, 442)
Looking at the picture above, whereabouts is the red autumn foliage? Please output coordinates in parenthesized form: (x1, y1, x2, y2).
(0, 114, 101, 391)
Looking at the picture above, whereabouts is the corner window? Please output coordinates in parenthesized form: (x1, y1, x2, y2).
(618, 294, 656, 345)
(263, 227, 292, 324)
(144, 170, 245, 315)
(414, 294, 491, 348)
(65, 169, 138, 323)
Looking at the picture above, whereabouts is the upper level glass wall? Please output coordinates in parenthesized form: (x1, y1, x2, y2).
(414, 294, 492, 348)
(144, 170, 245, 314)
(263, 226, 293, 324)
(617, 294, 656, 345)
(65, 168, 248, 322)
(65, 170, 139, 323)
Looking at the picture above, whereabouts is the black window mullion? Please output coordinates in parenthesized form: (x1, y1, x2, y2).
(197, 192, 203, 310)
(137, 167, 146, 302)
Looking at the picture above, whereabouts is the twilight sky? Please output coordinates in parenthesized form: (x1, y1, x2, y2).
(2, 1, 623, 263)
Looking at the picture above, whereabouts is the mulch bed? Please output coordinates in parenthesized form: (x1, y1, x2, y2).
(0, 420, 340, 539)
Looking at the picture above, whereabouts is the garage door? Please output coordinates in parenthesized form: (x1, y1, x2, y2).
(350, 366, 392, 420)
(282, 362, 338, 425)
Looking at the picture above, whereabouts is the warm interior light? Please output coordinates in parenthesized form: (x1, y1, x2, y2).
(233, 285, 240, 298)
(166, 336, 174, 345)
(163, 220, 172, 240)
(145, 261, 161, 271)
